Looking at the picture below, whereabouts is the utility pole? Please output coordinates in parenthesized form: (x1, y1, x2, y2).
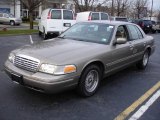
(14, 0, 16, 16)
(150, 0, 153, 20)
(111, 0, 114, 16)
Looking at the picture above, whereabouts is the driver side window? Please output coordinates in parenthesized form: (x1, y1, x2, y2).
(116, 25, 127, 39)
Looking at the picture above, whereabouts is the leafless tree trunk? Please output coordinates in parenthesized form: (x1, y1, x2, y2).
(114, 0, 131, 16)
(73, 0, 107, 12)
(20, 0, 45, 29)
(132, 0, 148, 19)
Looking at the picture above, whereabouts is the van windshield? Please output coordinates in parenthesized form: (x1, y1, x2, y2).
(59, 22, 115, 44)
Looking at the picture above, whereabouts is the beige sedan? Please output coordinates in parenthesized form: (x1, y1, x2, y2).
(4, 21, 155, 97)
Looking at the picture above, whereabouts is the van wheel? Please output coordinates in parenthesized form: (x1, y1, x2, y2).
(43, 30, 48, 40)
(136, 50, 149, 70)
(77, 65, 102, 97)
(10, 21, 15, 26)
(39, 31, 42, 36)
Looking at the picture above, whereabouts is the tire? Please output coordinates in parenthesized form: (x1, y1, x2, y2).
(39, 31, 42, 36)
(43, 29, 48, 40)
(10, 21, 15, 26)
(136, 50, 149, 70)
(77, 65, 102, 97)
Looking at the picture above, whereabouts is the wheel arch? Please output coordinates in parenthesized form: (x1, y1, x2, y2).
(81, 60, 105, 77)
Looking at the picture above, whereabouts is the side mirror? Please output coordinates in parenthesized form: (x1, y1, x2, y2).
(116, 38, 127, 44)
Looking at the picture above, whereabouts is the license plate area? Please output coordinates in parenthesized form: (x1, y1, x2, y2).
(11, 73, 23, 85)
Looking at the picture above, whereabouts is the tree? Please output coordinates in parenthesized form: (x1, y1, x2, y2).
(157, 10, 160, 22)
(114, 0, 131, 16)
(132, 0, 148, 19)
(73, 0, 107, 12)
(20, 0, 45, 29)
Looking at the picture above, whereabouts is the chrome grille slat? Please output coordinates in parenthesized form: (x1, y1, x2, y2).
(14, 54, 40, 72)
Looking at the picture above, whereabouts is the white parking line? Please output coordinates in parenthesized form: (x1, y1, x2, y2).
(29, 35, 33, 44)
(129, 89, 160, 120)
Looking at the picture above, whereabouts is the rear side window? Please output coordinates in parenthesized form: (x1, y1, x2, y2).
(0, 13, 3, 17)
(51, 10, 61, 19)
(91, 13, 99, 20)
(63, 10, 73, 20)
(127, 25, 139, 40)
(101, 13, 108, 20)
(134, 26, 143, 39)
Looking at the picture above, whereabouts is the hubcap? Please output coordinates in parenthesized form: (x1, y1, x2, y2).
(85, 70, 99, 93)
(143, 52, 149, 66)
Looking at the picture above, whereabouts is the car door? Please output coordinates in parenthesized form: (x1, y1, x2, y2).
(126, 25, 145, 61)
(106, 25, 134, 72)
(3, 13, 10, 24)
(0, 13, 3, 23)
(62, 10, 76, 32)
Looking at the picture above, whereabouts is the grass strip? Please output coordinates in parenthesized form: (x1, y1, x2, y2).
(0, 29, 38, 36)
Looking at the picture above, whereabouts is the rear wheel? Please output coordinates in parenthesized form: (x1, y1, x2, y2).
(39, 31, 42, 36)
(77, 65, 102, 97)
(136, 50, 149, 69)
(43, 29, 48, 40)
(10, 21, 15, 26)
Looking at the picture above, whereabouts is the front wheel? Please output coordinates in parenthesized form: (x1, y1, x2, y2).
(10, 21, 15, 26)
(77, 65, 102, 97)
(136, 50, 149, 69)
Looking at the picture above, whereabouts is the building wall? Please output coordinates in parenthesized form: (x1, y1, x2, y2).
(0, 0, 74, 18)
(0, 0, 21, 18)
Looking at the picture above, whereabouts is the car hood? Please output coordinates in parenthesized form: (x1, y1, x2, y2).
(14, 38, 108, 65)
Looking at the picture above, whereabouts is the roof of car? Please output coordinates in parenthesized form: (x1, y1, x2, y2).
(79, 20, 135, 26)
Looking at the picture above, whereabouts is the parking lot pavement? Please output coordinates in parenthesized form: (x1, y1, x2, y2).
(0, 34, 159, 120)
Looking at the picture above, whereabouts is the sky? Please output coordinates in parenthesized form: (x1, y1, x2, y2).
(149, 0, 160, 10)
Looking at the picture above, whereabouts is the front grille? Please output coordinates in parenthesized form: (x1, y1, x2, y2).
(14, 54, 40, 72)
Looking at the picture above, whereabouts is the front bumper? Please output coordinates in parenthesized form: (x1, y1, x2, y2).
(4, 60, 79, 93)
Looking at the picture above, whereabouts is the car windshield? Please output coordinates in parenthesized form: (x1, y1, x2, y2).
(59, 22, 114, 44)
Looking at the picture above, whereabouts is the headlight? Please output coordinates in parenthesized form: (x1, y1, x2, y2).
(8, 53, 15, 63)
(39, 64, 76, 75)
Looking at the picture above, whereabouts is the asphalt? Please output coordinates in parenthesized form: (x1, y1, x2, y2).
(0, 34, 159, 120)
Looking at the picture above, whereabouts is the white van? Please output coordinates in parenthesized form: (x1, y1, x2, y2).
(38, 8, 76, 39)
(76, 11, 109, 22)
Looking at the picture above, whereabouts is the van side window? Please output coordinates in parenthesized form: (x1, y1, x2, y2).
(91, 13, 99, 20)
(51, 10, 61, 19)
(101, 13, 108, 20)
(63, 10, 73, 20)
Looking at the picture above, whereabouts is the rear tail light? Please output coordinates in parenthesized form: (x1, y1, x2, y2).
(142, 23, 144, 27)
(47, 12, 51, 19)
(88, 16, 91, 21)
